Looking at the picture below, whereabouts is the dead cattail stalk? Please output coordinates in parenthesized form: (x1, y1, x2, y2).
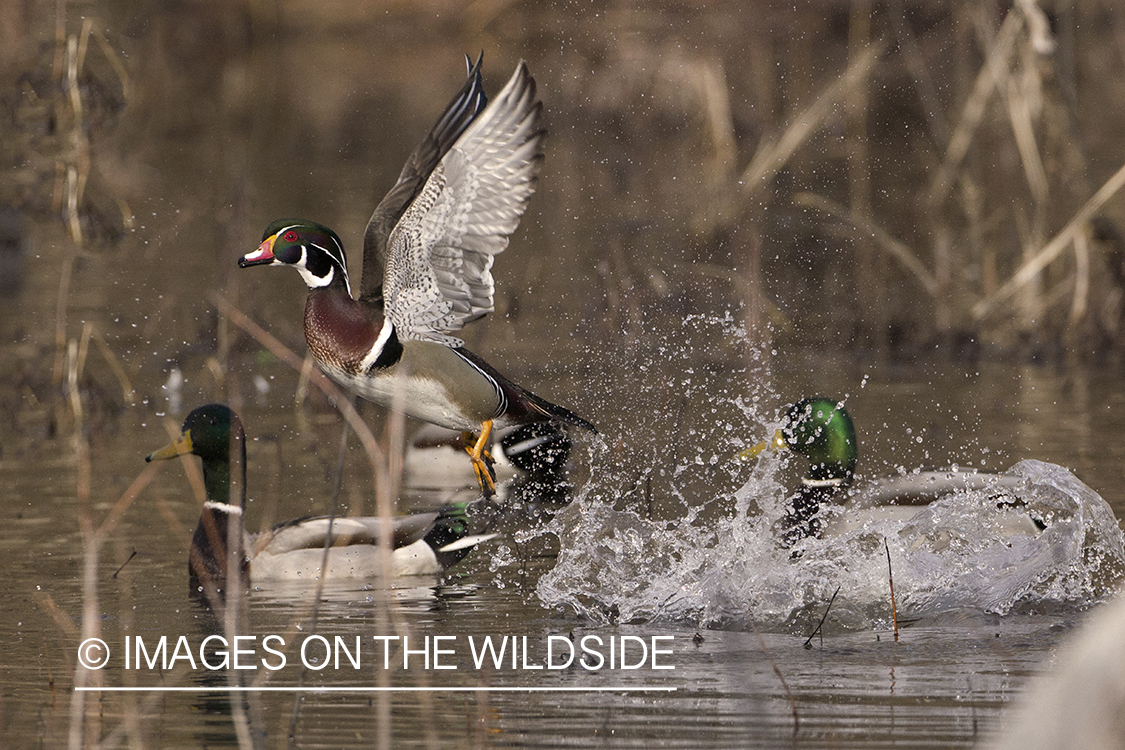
(1005, 66, 1049, 206)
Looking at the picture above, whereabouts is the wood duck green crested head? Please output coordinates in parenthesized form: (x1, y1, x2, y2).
(239, 220, 351, 293)
(235, 57, 595, 501)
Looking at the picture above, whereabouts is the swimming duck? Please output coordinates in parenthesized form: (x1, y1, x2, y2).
(146, 404, 495, 596)
(745, 397, 1043, 547)
(238, 56, 595, 498)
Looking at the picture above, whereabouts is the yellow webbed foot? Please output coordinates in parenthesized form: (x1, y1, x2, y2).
(463, 421, 497, 497)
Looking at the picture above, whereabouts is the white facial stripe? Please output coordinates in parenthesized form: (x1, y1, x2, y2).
(360, 317, 395, 370)
(294, 245, 333, 289)
(311, 241, 351, 295)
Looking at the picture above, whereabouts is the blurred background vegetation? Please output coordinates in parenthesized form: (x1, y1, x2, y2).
(4, 0, 1125, 481)
(7, 0, 1125, 372)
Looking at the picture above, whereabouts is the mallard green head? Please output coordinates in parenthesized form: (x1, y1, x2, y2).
(238, 219, 351, 293)
(147, 403, 242, 465)
(780, 397, 857, 484)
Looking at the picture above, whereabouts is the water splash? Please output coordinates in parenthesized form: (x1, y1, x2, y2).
(537, 459, 1125, 631)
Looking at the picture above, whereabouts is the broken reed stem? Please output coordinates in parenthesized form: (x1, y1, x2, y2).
(885, 537, 899, 642)
(751, 623, 798, 739)
(803, 585, 840, 650)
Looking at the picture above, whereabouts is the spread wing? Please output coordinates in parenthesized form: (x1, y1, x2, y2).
(383, 61, 544, 345)
(359, 54, 488, 301)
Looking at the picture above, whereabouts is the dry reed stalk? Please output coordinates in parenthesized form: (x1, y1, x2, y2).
(290, 415, 354, 738)
(972, 159, 1125, 320)
(885, 537, 899, 642)
(64, 329, 157, 746)
(154, 493, 192, 550)
(1069, 227, 1090, 327)
(1005, 66, 1049, 206)
(34, 590, 79, 643)
(793, 192, 938, 295)
(928, 10, 1022, 207)
(210, 294, 389, 498)
(90, 327, 137, 404)
(67, 338, 100, 750)
(1016, 0, 1056, 54)
(51, 252, 75, 386)
(160, 416, 208, 502)
(887, 0, 949, 146)
(691, 56, 737, 234)
(90, 24, 131, 100)
(213, 294, 417, 748)
(740, 43, 882, 200)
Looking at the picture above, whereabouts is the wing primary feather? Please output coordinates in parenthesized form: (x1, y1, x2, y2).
(383, 61, 546, 344)
(360, 54, 489, 300)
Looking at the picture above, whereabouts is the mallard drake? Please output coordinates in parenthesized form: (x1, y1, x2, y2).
(146, 404, 495, 595)
(745, 397, 1043, 547)
(238, 56, 595, 497)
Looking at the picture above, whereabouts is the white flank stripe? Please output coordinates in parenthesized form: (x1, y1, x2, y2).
(453, 350, 506, 418)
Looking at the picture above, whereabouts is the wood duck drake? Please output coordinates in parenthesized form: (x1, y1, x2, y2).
(744, 397, 1044, 548)
(146, 404, 495, 597)
(238, 56, 595, 497)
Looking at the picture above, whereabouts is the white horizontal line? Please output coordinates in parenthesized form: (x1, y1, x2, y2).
(76, 686, 676, 693)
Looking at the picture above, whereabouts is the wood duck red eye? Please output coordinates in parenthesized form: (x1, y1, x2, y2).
(283, 230, 299, 243)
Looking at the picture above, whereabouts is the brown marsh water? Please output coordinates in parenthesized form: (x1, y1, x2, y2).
(5, 2, 1125, 748)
